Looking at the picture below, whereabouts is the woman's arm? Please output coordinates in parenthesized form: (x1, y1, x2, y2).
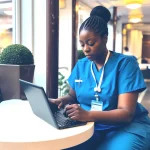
(60, 88, 77, 104)
(66, 91, 138, 124)
(49, 88, 77, 108)
(87, 92, 138, 123)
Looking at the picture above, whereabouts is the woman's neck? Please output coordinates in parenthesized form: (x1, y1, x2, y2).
(94, 50, 109, 70)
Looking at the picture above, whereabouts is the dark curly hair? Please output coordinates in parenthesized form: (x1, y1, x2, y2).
(79, 6, 111, 37)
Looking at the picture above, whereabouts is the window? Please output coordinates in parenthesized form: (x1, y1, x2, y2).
(0, 0, 12, 52)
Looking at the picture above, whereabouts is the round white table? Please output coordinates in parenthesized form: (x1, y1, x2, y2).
(0, 99, 94, 150)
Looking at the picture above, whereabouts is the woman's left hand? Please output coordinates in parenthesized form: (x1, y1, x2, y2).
(65, 104, 89, 122)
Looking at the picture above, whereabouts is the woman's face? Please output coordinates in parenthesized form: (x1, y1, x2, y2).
(79, 29, 107, 62)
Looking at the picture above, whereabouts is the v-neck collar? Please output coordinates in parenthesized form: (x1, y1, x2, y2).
(92, 51, 115, 73)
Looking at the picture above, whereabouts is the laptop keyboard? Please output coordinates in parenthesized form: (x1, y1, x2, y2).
(54, 110, 86, 128)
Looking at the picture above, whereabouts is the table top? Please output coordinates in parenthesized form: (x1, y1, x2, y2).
(139, 63, 150, 70)
(0, 99, 94, 150)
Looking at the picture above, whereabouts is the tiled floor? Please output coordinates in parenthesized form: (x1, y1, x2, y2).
(141, 82, 150, 117)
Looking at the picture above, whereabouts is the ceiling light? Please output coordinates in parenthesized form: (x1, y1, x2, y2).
(129, 17, 142, 23)
(124, 0, 143, 9)
(126, 24, 132, 29)
(126, 3, 141, 9)
(122, 29, 127, 35)
(59, 0, 65, 9)
(128, 9, 143, 23)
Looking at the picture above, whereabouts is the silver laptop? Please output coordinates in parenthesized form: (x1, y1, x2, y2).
(19, 79, 86, 129)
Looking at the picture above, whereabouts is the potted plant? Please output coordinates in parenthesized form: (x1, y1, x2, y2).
(58, 72, 69, 97)
(78, 50, 85, 59)
(0, 44, 35, 100)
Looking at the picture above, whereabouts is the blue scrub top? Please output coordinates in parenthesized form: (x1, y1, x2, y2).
(67, 51, 148, 130)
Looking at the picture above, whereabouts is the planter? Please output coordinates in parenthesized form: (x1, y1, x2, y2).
(0, 64, 35, 100)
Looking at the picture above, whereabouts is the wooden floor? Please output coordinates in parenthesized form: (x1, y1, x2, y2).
(141, 82, 150, 117)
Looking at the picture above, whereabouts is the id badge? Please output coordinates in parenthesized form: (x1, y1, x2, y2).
(91, 100, 103, 111)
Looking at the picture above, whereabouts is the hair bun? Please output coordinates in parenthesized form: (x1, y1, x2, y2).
(90, 6, 111, 23)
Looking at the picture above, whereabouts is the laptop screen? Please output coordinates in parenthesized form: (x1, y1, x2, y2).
(19, 79, 58, 128)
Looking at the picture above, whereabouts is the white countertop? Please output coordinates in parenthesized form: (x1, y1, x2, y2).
(0, 99, 94, 150)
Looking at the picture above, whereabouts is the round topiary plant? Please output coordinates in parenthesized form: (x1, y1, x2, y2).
(78, 50, 85, 60)
(0, 44, 34, 65)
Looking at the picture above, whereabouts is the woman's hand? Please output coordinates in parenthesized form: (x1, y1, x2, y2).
(49, 98, 66, 109)
(49, 88, 77, 109)
(65, 104, 90, 122)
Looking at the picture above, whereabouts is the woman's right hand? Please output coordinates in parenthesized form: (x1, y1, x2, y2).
(48, 88, 77, 109)
(49, 98, 65, 109)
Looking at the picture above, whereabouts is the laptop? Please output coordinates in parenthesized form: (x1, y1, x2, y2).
(19, 79, 87, 129)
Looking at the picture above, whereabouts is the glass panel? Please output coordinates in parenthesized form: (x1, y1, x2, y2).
(58, 0, 71, 97)
(122, 23, 150, 64)
(0, 0, 12, 52)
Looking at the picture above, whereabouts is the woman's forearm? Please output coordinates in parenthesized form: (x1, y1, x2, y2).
(60, 94, 77, 105)
(87, 109, 134, 124)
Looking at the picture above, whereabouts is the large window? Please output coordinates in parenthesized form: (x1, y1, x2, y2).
(0, 0, 12, 52)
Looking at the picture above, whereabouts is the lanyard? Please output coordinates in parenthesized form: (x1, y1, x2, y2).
(91, 50, 110, 93)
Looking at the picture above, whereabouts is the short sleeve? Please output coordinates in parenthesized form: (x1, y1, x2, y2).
(118, 57, 146, 94)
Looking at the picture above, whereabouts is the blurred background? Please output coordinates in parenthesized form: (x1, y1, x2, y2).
(0, 0, 150, 102)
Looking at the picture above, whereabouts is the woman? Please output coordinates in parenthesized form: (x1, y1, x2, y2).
(50, 6, 150, 150)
